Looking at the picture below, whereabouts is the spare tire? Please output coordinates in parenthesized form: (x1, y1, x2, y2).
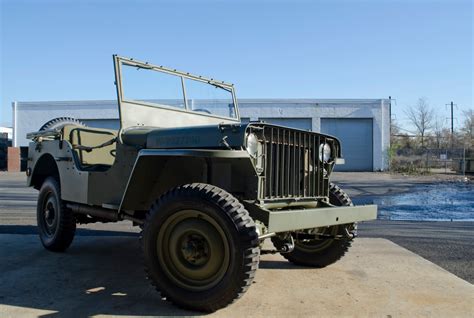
(39, 117, 86, 131)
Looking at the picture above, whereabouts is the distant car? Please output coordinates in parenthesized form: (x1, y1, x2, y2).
(26, 55, 377, 312)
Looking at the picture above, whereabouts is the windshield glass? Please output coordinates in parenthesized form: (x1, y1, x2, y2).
(120, 62, 238, 120)
(185, 78, 236, 119)
(121, 64, 186, 110)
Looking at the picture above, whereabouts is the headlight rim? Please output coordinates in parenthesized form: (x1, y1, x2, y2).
(319, 143, 332, 163)
(246, 133, 259, 159)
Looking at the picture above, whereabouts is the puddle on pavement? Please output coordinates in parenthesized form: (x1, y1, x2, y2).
(352, 182, 474, 221)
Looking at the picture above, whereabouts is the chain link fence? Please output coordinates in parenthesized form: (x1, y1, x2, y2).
(390, 147, 472, 175)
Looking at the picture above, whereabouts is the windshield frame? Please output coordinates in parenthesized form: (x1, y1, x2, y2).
(114, 55, 240, 123)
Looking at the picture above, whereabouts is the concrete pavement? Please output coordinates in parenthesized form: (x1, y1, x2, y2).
(0, 236, 472, 317)
(359, 220, 474, 283)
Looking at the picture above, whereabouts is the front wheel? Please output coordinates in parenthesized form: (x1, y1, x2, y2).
(141, 183, 259, 312)
(272, 183, 355, 267)
(37, 177, 76, 252)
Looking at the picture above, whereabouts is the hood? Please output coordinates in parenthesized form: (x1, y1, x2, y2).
(143, 123, 248, 149)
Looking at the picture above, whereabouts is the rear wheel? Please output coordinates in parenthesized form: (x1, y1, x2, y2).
(141, 183, 259, 312)
(37, 177, 76, 252)
(272, 183, 355, 267)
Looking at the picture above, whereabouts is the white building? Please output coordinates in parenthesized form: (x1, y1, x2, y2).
(12, 98, 391, 171)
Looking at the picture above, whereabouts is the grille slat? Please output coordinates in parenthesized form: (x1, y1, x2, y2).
(293, 131, 296, 196)
(268, 128, 273, 198)
(309, 134, 312, 195)
(304, 133, 308, 197)
(276, 129, 280, 197)
(280, 130, 285, 197)
(285, 130, 289, 197)
(312, 134, 316, 196)
(298, 132, 301, 197)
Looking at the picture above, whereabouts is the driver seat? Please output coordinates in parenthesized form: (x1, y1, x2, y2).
(63, 125, 117, 171)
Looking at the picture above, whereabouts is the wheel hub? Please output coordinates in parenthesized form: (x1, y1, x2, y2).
(41, 195, 58, 236)
(180, 234, 210, 266)
(44, 202, 56, 226)
(157, 210, 230, 291)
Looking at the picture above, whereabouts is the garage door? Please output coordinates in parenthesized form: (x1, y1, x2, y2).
(321, 118, 373, 171)
(259, 118, 312, 131)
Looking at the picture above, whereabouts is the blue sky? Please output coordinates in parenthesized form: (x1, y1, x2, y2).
(0, 0, 472, 131)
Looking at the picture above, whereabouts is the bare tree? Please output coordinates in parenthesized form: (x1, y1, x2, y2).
(461, 109, 473, 147)
(405, 97, 434, 148)
(433, 116, 444, 149)
(390, 118, 401, 143)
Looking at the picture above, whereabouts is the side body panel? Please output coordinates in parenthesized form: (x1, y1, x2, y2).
(27, 140, 89, 203)
(86, 143, 138, 207)
(28, 140, 138, 206)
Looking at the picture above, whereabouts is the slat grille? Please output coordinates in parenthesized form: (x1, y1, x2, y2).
(252, 125, 329, 200)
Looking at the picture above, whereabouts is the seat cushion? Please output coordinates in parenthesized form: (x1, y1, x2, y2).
(121, 128, 154, 147)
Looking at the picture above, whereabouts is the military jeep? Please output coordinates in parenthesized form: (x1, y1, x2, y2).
(26, 55, 377, 312)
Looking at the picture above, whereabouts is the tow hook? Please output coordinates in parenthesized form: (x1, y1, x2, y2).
(261, 235, 295, 255)
(280, 235, 295, 253)
(344, 227, 357, 240)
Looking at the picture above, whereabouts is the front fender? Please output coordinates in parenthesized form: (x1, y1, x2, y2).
(119, 149, 256, 212)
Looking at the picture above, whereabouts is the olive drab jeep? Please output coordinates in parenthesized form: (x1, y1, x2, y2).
(26, 55, 377, 312)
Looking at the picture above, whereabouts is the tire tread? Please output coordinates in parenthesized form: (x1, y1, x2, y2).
(37, 177, 76, 252)
(141, 183, 259, 312)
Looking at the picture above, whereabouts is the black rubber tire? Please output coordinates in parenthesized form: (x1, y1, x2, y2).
(37, 177, 76, 252)
(272, 183, 354, 267)
(141, 183, 260, 312)
(39, 117, 85, 131)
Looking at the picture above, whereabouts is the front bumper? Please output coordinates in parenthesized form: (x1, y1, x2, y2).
(262, 205, 377, 233)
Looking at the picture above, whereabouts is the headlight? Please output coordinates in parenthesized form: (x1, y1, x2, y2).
(246, 133, 259, 158)
(319, 143, 331, 162)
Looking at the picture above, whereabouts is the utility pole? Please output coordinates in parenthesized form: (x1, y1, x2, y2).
(450, 101, 454, 136)
(388, 96, 392, 171)
(446, 101, 457, 149)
